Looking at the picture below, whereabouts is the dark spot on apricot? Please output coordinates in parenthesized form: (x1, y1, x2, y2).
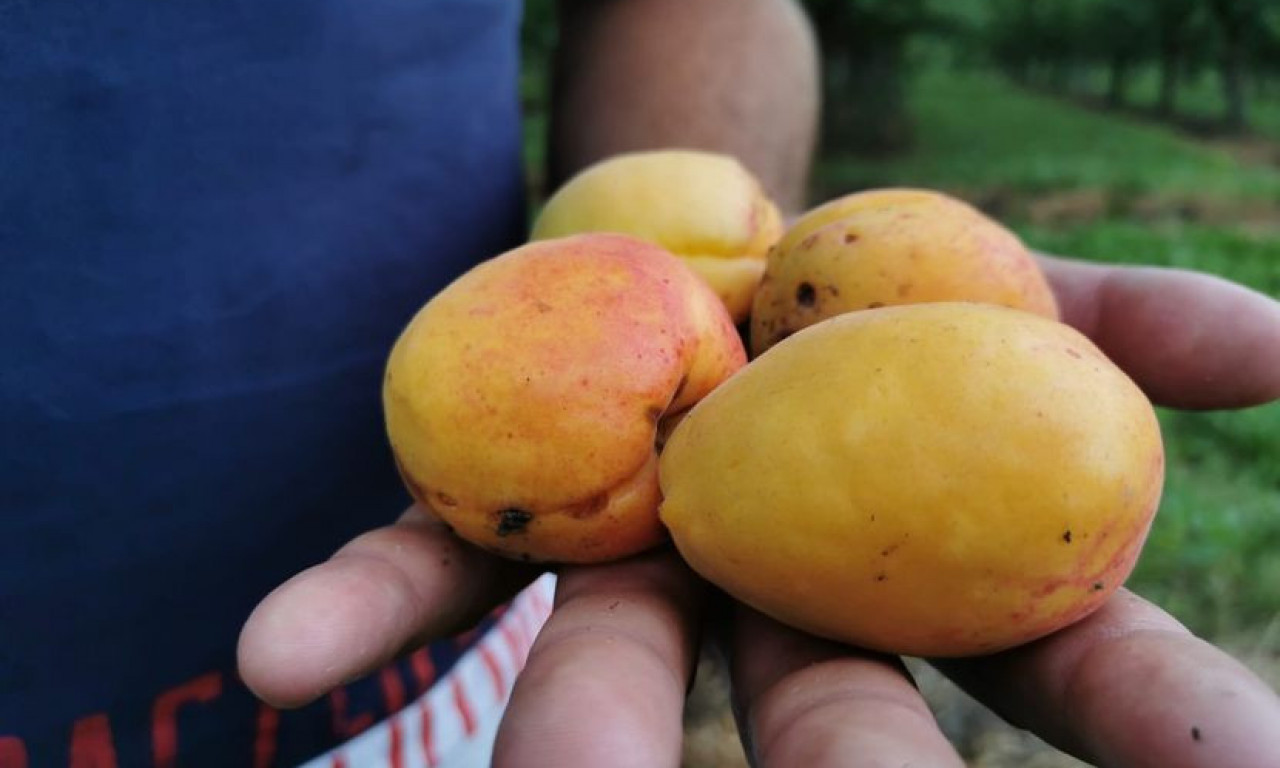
(608, 600, 620, 611)
(1062, 530, 1073, 543)
(827, 285, 840, 296)
(1093, 581, 1105, 591)
(496, 508, 533, 537)
(801, 233, 819, 249)
(535, 300, 553, 313)
(1191, 726, 1201, 742)
(796, 282, 816, 307)
(868, 302, 885, 309)
(844, 232, 859, 244)
(875, 572, 887, 582)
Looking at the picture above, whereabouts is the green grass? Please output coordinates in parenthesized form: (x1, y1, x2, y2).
(1138, 406, 1280, 634)
(816, 68, 1280, 203)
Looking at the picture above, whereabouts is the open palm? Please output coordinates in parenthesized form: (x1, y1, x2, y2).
(240, 255, 1280, 768)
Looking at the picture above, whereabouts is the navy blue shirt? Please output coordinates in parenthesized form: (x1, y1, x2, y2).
(1, 1, 527, 764)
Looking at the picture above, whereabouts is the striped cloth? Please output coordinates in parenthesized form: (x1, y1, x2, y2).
(300, 575, 556, 768)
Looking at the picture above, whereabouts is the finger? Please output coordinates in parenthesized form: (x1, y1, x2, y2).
(731, 606, 964, 768)
(491, 549, 704, 768)
(238, 505, 536, 708)
(1038, 253, 1280, 409)
(937, 590, 1280, 768)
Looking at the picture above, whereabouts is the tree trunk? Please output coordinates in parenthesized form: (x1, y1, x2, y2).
(820, 36, 912, 154)
(1070, 64, 1091, 95)
(1208, 0, 1257, 133)
(1108, 55, 1129, 108)
(1220, 46, 1247, 132)
(1158, 46, 1180, 117)
(1049, 61, 1069, 93)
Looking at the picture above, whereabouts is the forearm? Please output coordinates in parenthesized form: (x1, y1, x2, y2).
(550, 0, 819, 212)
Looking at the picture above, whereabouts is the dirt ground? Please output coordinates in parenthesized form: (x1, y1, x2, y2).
(957, 185, 1280, 233)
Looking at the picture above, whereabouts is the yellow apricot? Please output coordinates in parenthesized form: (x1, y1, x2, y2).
(751, 188, 1058, 356)
(661, 303, 1163, 657)
(531, 150, 783, 323)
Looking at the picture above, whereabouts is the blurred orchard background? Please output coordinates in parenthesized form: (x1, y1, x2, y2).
(519, 1, 1280, 765)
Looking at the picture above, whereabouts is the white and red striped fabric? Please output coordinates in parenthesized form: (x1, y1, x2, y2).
(300, 574, 556, 768)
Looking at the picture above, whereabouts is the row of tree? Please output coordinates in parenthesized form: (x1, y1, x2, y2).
(986, 0, 1280, 132)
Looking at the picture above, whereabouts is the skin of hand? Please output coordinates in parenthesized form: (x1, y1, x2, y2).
(241, 0, 819, 715)
(239, 259, 1280, 768)
(238, 1, 1280, 765)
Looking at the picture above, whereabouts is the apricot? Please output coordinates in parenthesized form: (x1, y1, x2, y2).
(660, 303, 1164, 657)
(384, 234, 745, 564)
(751, 188, 1059, 356)
(531, 150, 784, 323)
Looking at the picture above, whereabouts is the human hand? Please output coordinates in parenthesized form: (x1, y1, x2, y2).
(239, 256, 1280, 767)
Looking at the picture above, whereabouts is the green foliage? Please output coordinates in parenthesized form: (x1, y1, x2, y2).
(973, 0, 1276, 129)
(1118, 66, 1280, 141)
(520, 0, 557, 62)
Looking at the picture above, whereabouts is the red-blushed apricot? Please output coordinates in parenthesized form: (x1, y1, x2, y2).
(384, 234, 745, 564)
